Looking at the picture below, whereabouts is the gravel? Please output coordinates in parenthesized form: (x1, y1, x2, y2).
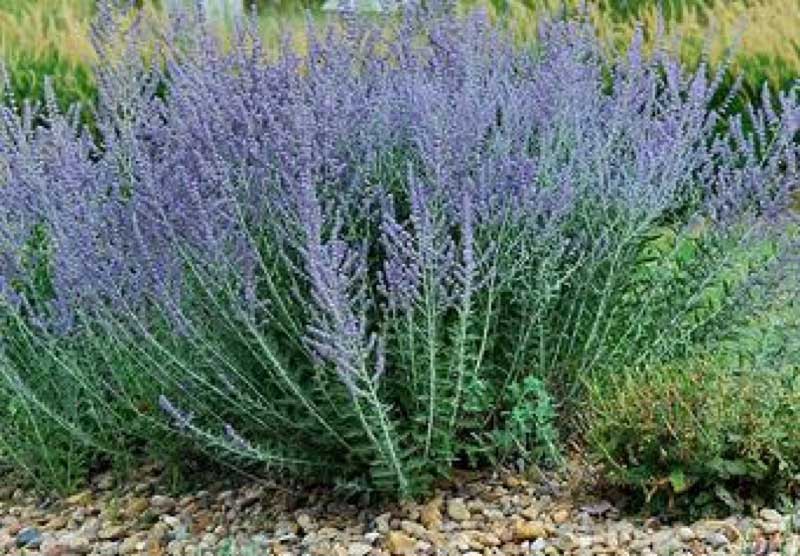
(0, 464, 797, 556)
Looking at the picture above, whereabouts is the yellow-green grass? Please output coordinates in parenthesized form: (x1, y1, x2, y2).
(468, 0, 799, 92)
(1, 0, 797, 111)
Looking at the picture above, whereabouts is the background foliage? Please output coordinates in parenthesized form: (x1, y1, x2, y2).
(2, 0, 799, 112)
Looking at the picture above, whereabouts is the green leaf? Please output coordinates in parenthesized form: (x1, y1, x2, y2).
(669, 469, 690, 494)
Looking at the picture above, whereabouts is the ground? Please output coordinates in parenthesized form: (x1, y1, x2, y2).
(0, 461, 795, 556)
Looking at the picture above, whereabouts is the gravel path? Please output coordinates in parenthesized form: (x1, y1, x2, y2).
(0, 463, 795, 556)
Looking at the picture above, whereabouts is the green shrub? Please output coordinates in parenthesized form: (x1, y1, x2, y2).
(586, 358, 800, 514)
(1, 3, 797, 499)
(584, 217, 800, 514)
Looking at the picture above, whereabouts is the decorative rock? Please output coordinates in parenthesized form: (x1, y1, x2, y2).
(652, 533, 682, 556)
(296, 513, 314, 533)
(65, 491, 93, 507)
(521, 505, 541, 520)
(447, 498, 471, 522)
(148, 521, 170, 545)
(373, 513, 391, 534)
(98, 525, 128, 541)
(400, 519, 428, 540)
(125, 497, 149, 518)
(348, 542, 373, 556)
(552, 509, 570, 525)
(419, 497, 442, 530)
(118, 536, 139, 555)
(364, 531, 381, 544)
(705, 532, 729, 549)
(150, 496, 176, 514)
(530, 537, 547, 552)
(386, 531, 416, 555)
(513, 520, 548, 541)
(97, 541, 120, 556)
(63, 534, 92, 555)
(47, 515, 69, 530)
(760, 509, 783, 522)
(16, 526, 44, 548)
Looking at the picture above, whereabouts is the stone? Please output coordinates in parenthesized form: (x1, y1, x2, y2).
(97, 541, 121, 556)
(150, 496, 176, 514)
(78, 517, 101, 541)
(677, 527, 695, 542)
(760, 520, 784, 535)
(125, 497, 150, 518)
(760, 509, 783, 522)
(530, 538, 547, 552)
(705, 532, 729, 549)
(47, 515, 69, 531)
(513, 520, 548, 541)
(400, 519, 428, 540)
(419, 497, 443, 530)
(580, 501, 614, 517)
(297, 513, 314, 533)
(98, 525, 128, 541)
(447, 498, 471, 522)
(148, 522, 170, 544)
(63, 534, 92, 555)
(364, 531, 381, 543)
(348, 542, 373, 556)
(386, 531, 416, 555)
(473, 531, 501, 547)
(16, 526, 43, 548)
(199, 532, 218, 549)
(652, 533, 682, 556)
(552, 508, 570, 525)
(65, 491, 93, 507)
(119, 537, 139, 555)
(0, 534, 16, 553)
(521, 505, 541, 520)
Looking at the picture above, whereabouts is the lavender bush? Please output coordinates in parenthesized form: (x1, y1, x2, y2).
(0, 2, 798, 495)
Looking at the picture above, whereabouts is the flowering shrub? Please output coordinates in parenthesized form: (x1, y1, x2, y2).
(0, 2, 797, 495)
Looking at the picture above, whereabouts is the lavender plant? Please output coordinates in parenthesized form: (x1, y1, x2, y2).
(0, 1, 797, 495)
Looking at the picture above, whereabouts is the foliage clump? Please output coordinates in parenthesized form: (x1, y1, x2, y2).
(0, 2, 797, 498)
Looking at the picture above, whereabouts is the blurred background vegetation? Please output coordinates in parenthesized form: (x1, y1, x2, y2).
(0, 0, 798, 116)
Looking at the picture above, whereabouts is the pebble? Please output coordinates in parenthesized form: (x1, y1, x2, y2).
(760, 508, 783, 522)
(513, 520, 548, 541)
(552, 508, 570, 524)
(98, 525, 127, 541)
(385, 530, 416, 555)
(124, 497, 149, 518)
(65, 491, 92, 507)
(16, 526, 43, 548)
(705, 532, 730, 548)
(447, 498, 471, 521)
(419, 497, 442, 529)
(347, 542, 373, 556)
(150, 495, 175, 514)
(400, 519, 428, 540)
